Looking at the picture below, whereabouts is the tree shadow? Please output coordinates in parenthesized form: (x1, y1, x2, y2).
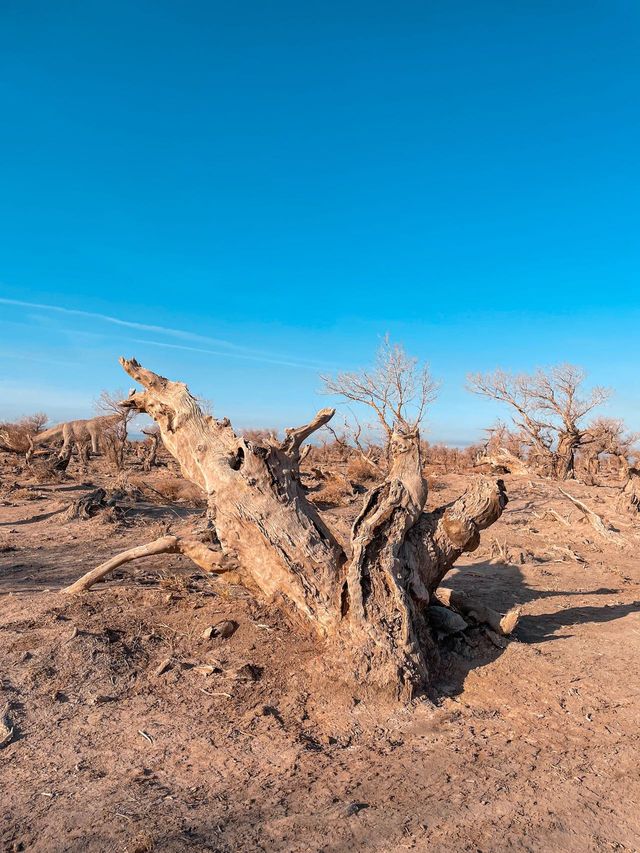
(434, 559, 639, 698)
(516, 601, 640, 644)
(0, 507, 69, 526)
(0, 536, 197, 593)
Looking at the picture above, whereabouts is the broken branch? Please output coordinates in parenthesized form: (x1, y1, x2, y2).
(434, 587, 521, 636)
(63, 535, 225, 594)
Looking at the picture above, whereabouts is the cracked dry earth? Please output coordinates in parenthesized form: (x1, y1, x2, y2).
(1, 461, 639, 852)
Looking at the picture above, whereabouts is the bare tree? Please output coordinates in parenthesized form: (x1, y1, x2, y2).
(583, 417, 638, 479)
(94, 388, 135, 469)
(65, 356, 510, 702)
(141, 426, 161, 472)
(0, 412, 48, 454)
(95, 388, 135, 427)
(325, 417, 384, 477)
(322, 336, 439, 442)
(467, 365, 610, 480)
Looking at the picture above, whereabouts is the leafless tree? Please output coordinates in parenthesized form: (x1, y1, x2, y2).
(583, 417, 639, 479)
(324, 417, 384, 477)
(322, 336, 440, 441)
(0, 412, 48, 453)
(95, 389, 135, 426)
(94, 388, 135, 469)
(141, 426, 161, 472)
(467, 365, 610, 480)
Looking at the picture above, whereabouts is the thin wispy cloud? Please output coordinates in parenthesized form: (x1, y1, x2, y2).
(0, 296, 239, 349)
(0, 296, 332, 370)
(0, 350, 79, 368)
(130, 338, 323, 371)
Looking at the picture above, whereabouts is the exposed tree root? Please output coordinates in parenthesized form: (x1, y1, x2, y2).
(61, 488, 108, 521)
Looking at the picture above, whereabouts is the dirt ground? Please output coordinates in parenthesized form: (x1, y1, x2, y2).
(1, 452, 639, 852)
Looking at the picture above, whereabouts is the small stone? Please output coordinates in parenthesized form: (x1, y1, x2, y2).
(202, 620, 238, 640)
(345, 802, 369, 816)
(214, 620, 238, 639)
(229, 663, 262, 682)
(154, 658, 172, 677)
(90, 694, 116, 705)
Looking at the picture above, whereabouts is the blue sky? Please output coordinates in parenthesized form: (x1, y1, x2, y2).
(0, 1, 638, 444)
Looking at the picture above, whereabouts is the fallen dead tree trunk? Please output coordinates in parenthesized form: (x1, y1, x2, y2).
(65, 358, 508, 700)
(559, 488, 628, 547)
(475, 447, 529, 476)
(434, 587, 520, 636)
(61, 488, 108, 521)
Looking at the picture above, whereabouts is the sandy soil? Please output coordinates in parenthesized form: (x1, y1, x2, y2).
(1, 455, 639, 852)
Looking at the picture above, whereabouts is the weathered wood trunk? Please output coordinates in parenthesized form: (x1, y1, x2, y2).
(71, 358, 508, 699)
(617, 467, 640, 515)
(118, 359, 345, 630)
(141, 430, 160, 471)
(475, 447, 529, 476)
(585, 450, 600, 478)
(554, 431, 581, 480)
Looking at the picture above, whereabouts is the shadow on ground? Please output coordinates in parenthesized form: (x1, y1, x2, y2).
(435, 559, 640, 697)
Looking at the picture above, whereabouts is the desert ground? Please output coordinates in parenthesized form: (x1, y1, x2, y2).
(1, 442, 638, 853)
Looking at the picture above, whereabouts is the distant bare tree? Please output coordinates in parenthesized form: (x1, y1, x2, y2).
(0, 412, 48, 453)
(95, 389, 135, 425)
(23, 412, 48, 435)
(141, 426, 161, 471)
(322, 336, 439, 441)
(583, 417, 639, 479)
(94, 389, 135, 469)
(467, 365, 610, 480)
(324, 417, 384, 476)
(196, 396, 214, 416)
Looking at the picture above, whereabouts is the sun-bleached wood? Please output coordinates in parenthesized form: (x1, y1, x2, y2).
(66, 357, 507, 699)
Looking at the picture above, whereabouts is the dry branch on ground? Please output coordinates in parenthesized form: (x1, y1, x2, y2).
(558, 488, 628, 547)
